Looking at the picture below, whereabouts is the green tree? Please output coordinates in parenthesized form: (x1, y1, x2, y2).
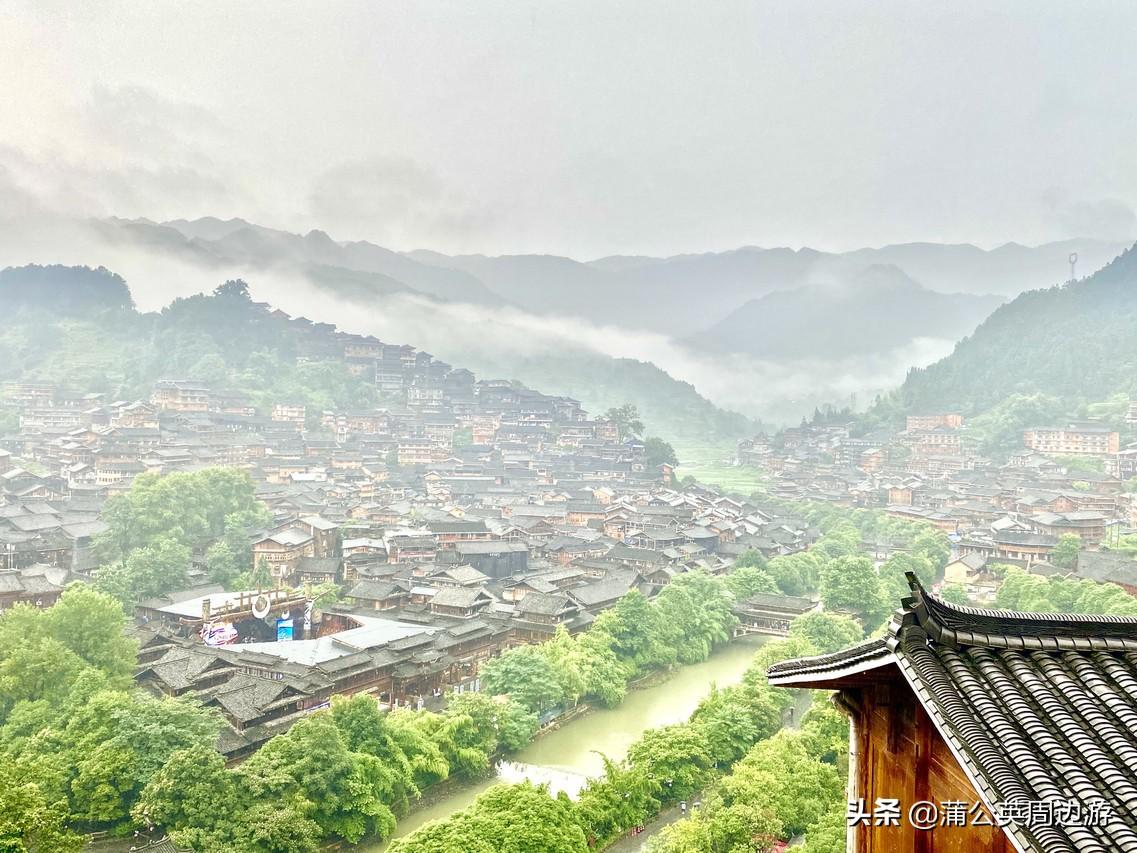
(820, 556, 890, 627)
(725, 564, 778, 600)
(95, 468, 268, 567)
(910, 530, 951, 574)
(204, 539, 244, 586)
(214, 279, 252, 300)
(133, 745, 241, 845)
(571, 630, 629, 708)
(880, 551, 935, 587)
(223, 800, 323, 853)
(239, 714, 394, 843)
(653, 572, 737, 664)
(766, 551, 824, 596)
(384, 709, 452, 789)
(626, 724, 715, 804)
(734, 549, 767, 570)
(720, 732, 843, 837)
(788, 611, 864, 654)
(576, 758, 661, 846)
(0, 586, 137, 720)
(479, 644, 565, 713)
(800, 803, 847, 853)
(330, 694, 420, 811)
(691, 685, 760, 765)
(0, 764, 83, 853)
(95, 535, 192, 608)
(443, 691, 538, 755)
(604, 404, 645, 439)
(64, 688, 222, 826)
(1053, 533, 1082, 569)
(939, 583, 971, 605)
(590, 590, 672, 673)
(390, 782, 588, 853)
(643, 437, 679, 468)
(647, 791, 782, 853)
(537, 626, 587, 706)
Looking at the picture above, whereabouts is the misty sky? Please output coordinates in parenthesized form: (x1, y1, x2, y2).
(3, 0, 1137, 258)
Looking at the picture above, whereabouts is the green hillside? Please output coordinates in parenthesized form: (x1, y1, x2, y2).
(457, 349, 757, 446)
(0, 271, 379, 420)
(877, 243, 1137, 416)
(0, 266, 757, 446)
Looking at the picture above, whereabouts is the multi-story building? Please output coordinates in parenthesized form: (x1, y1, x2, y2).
(905, 413, 964, 431)
(151, 380, 211, 412)
(1023, 423, 1120, 456)
(271, 402, 307, 426)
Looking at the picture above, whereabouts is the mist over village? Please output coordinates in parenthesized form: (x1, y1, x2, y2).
(2, 3, 1137, 853)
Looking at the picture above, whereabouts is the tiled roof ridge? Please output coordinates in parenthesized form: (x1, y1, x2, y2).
(765, 636, 890, 678)
(903, 572, 1137, 651)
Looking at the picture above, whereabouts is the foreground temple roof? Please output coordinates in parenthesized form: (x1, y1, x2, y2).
(768, 574, 1137, 853)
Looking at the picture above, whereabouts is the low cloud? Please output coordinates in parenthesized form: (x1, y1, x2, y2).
(0, 170, 956, 427)
(264, 274, 957, 426)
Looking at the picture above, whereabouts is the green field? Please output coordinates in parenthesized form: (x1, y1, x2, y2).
(673, 439, 768, 495)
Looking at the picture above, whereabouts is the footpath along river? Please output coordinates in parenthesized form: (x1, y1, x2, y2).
(360, 635, 770, 850)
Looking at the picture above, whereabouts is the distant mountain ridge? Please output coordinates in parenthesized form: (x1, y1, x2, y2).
(135, 219, 1124, 338)
(690, 265, 1004, 360)
(103, 217, 504, 306)
(92, 216, 1132, 431)
(406, 240, 1123, 337)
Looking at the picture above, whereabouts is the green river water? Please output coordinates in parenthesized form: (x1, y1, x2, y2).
(360, 636, 769, 849)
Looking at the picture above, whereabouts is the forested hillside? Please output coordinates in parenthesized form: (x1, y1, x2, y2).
(0, 265, 756, 443)
(877, 242, 1137, 418)
(0, 271, 380, 419)
(465, 350, 756, 445)
(0, 264, 134, 313)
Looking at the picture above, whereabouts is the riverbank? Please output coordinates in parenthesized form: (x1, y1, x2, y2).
(598, 686, 815, 852)
(356, 637, 769, 851)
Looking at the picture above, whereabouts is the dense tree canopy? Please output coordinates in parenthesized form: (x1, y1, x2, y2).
(0, 264, 133, 314)
(479, 644, 566, 713)
(1052, 533, 1082, 569)
(788, 611, 865, 655)
(93, 467, 270, 606)
(995, 567, 1137, 616)
(0, 585, 137, 720)
(820, 556, 890, 627)
(390, 782, 589, 853)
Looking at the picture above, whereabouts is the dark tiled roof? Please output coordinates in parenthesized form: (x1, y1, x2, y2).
(735, 591, 817, 614)
(346, 579, 408, 601)
(769, 575, 1137, 852)
(516, 591, 575, 617)
(297, 556, 341, 576)
(1075, 551, 1137, 588)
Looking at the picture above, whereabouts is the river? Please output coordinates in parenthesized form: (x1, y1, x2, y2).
(361, 636, 769, 850)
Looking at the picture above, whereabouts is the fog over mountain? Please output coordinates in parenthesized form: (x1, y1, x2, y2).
(0, 210, 1116, 427)
(691, 265, 1005, 360)
(407, 240, 1120, 337)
